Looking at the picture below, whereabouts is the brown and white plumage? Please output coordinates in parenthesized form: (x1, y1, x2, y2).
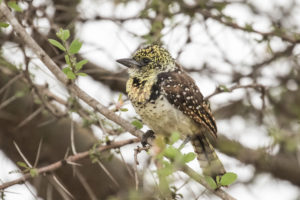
(117, 45, 226, 178)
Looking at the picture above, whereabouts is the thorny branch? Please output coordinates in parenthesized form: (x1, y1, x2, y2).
(0, 2, 144, 139)
(0, 3, 238, 199)
(0, 138, 140, 190)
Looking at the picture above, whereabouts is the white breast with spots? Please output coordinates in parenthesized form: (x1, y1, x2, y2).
(134, 95, 199, 136)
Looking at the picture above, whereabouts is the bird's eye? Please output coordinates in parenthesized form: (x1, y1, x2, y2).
(142, 58, 151, 64)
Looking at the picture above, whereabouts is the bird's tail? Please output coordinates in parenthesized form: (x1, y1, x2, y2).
(191, 134, 226, 179)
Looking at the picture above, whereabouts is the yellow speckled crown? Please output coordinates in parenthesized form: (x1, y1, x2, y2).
(133, 45, 174, 69)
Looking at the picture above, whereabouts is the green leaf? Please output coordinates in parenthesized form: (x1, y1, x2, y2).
(7, 1, 22, 12)
(245, 23, 253, 32)
(66, 71, 76, 80)
(131, 120, 143, 129)
(17, 161, 28, 169)
(182, 152, 196, 163)
(63, 67, 76, 79)
(56, 28, 70, 41)
(64, 55, 71, 67)
(0, 22, 9, 28)
(119, 108, 128, 112)
(205, 176, 218, 190)
(76, 72, 87, 77)
(163, 146, 180, 160)
(169, 132, 180, 145)
(48, 39, 66, 51)
(29, 168, 38, 177)
(158, 161, 173, 177)
(69, 39, 82, 54)
(75, 59, 88, 71)
(220, 172, 237, 186)
(219, 85, 229, 92)
(62, 67, 71, 74)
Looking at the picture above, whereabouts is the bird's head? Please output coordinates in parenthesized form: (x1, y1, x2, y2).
(117, 45, 176, 78)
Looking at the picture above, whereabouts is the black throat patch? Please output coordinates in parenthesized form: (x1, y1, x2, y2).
(132, 77, 146, 87)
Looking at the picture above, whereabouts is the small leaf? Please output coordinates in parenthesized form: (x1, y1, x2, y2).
(169, 132, 180, 145)
(182, 152, 196, 163)
(205, 176, 218, 190)
(164, 146, 180, 160)
(7, 1, 22, 12)
(131, 120, 143, 129)
(17, 161, 28, 169)
(61, 29, 70, 41)
(220, 172, 237, 186)
(66, 71, 76, 80)
(29, 168, 38, 177)
(62, 67, 72, 74)
(0, 22, 9, 28)
(56, 28, 70, 41)
(76, 72, 87, 77)
(158, 162, 173, 177)
(119, 108, 128, 112)
(63, 67, 76, 79)
(219, 85, 229, 92)
(75, 59, 88, 71)
(245, 23, 253, 32)
(48, 39, 66, 51)
(69, 39, 82, 54)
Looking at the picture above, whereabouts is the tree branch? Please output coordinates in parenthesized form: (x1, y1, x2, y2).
(0, 2, 143, 139)
(0, 3, 238, 199)
(0, 138, 140, 190)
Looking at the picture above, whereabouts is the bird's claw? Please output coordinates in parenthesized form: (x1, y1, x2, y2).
(141, 130, 155, 147)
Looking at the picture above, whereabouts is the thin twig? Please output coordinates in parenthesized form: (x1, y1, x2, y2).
(48, 175, 73, 200)
(17, 106, 43, 128)
(180, 165, 237, 200)
(74, 169, 98, 200)
(0, 73, 22, 95)
(133, 146, 149, 190)
(0, 138, 139, 190)
(205, 83, 265, 100)
(0, 95, 18, 110)
(119, 150, 134, 178)
(95, 160, 120, 188)
(70, 119, 77, 155)
(33, 138, 43, 168)
(13, 141, 32, 168)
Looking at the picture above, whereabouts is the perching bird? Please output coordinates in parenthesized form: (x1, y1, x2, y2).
(117, 45, 226, 178)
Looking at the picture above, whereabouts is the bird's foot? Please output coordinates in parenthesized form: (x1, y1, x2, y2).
(141, 130, 155, 147)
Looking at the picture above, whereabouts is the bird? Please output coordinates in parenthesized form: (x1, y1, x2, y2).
(117, 44, 226, 179)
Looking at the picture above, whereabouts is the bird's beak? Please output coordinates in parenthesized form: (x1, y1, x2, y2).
(116, 58, 141, 68)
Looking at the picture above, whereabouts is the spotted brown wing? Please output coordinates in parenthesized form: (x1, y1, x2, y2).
(157, 69, 217, 138)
